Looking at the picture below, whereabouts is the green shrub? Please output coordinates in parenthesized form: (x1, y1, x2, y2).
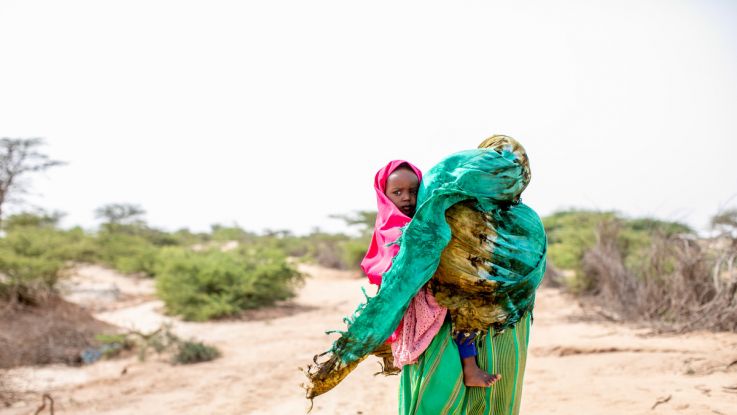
(209, 224, 257, 242)
(155, 246, 303, 321)
(0, 245, 62, 303)
(130, 226, 181, 247)
(0, 214, 101, 302)
(2, 211, 63, 231)
(0, 226, 95, 302)
(260, 232, 312, 258)
(543, 210, 616, 292)
(95, 232, 159, 276)
(56, 227, 100, 263)
(299, 231, 353, 269)
(341, 238, 369, 270)
(171, 228, 209, 247)
(2, 225, 97, 263)
(94, 333, 134, 358)
(173, 340, 221, 364)
(619, 218, 691, 278)
(95, 333, 130, 345)
(247, 226, 371, 271)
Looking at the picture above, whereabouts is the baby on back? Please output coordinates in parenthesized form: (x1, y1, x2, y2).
(361, 160, 501, 387)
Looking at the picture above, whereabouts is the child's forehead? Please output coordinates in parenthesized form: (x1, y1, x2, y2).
(389, 166, 418, 177)
(388, 169, 417, 180)
(385, 169, 419, 188)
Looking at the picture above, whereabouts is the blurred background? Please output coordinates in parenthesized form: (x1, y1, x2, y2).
(1, 1, 736, 414)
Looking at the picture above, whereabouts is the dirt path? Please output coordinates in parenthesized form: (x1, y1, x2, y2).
(4, 264, 737, 415)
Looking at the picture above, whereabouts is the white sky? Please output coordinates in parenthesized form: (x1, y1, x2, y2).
(1, 0, 736, 235)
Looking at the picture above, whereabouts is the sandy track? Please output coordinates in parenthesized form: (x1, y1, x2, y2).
(4, 264, 737, 415)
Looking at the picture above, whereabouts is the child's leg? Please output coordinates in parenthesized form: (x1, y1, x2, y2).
(454, 332, 478, 359)
(454, 332, 501, 387)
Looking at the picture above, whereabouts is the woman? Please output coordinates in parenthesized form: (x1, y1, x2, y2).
(305, 136, 546, 415)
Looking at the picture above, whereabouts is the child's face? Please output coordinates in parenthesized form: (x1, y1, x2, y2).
(384, 167, 419, 217)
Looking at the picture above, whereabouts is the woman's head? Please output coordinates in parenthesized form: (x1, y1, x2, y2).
(478, 135, 531, 195)
(384, 164, 419, 217)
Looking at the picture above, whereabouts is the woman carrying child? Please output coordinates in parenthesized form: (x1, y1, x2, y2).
(305, 136, 546, 415)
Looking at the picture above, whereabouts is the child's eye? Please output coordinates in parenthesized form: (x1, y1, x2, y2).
(393, 191, 401, 196)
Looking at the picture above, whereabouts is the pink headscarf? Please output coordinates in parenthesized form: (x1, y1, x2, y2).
(360, 160, 423, 287)
(360, 161, 447, 366)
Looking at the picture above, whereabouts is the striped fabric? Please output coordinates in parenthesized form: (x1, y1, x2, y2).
(399, 311, 531, 415)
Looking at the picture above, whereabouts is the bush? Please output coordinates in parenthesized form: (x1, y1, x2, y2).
(341, 238, 369, 270)
(96, 325, 220, 365)
(239, 225, 372, 271)
(209, 224, 257, 242)
(171, 228, 209, 247)
(155, 246, 303, 321)
(543, 210, 616, 292)
(260, 231, 312, 258)
(0, 245, 62, 303)
(0, 213, 101, 303)
(2, 211, 63, 231)
(300, 231, 352, 269)
(173, 340, 221, 364)
(94, 333, 134, 359)
(581, 219, 736, 331)
(543, 210, 693, 293)
(95, 232, 159, 276)
(0, 227, 83, 303)
(54, 227, 100, 263)
(2, 225, 97, 264)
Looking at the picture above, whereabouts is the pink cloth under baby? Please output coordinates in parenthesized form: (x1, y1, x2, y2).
(390, 285, 447, 369)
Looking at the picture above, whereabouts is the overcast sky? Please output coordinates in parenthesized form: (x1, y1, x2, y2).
(1, 0, 736, 235)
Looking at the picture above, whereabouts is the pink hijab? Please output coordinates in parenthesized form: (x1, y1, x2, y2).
(360, 161, 447, 367)
(360, 160, 422, 286)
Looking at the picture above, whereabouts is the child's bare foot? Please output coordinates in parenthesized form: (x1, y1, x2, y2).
(461, 356, 501, 387)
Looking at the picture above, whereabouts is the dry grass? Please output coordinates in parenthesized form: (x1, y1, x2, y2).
(581, 220, 737, 332)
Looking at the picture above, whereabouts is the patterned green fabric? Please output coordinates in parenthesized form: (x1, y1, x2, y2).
(399, 312, 532, 415)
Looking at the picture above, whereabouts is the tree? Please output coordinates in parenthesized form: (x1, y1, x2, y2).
(329, 210, 377, 238)
(2, 210, 65, 231)
(94, 203, 146, 226)
(711, 208, 737, 238)
(0, 138, 65, 224)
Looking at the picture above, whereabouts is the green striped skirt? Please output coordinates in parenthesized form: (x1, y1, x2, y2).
(399, 311, 531, 415)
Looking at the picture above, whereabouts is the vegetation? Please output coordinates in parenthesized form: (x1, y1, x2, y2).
(0, 138, 65, 225)
(543, 209, 736, 332)
(173, 340, 221, 364)
(0, 218, 97, 304)
(543, 209, 693, 293)
(0, 203, 368, 319)
(94, 333, 134, 359)
(155, 245, 304, 321)
(93, 325, 220, 365)
(1, 135, 730, 334)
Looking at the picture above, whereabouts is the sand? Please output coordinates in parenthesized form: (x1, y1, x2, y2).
(3, 263, 736, 415)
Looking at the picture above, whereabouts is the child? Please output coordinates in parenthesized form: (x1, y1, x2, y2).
(361, 160, 501, 387)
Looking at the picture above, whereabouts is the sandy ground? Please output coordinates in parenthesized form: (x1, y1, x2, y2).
(3, 264, 737, 415)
